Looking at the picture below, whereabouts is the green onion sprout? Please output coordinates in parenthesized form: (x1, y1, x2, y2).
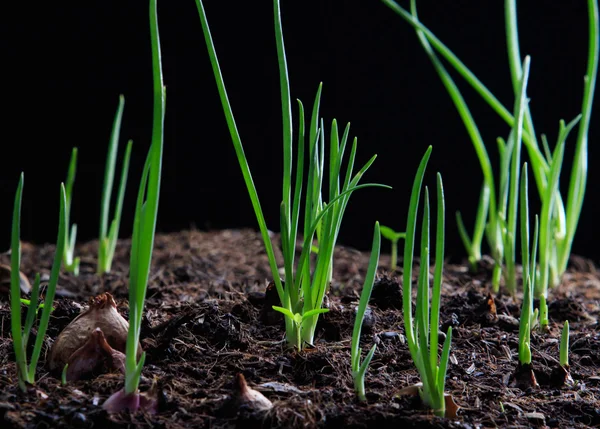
(351, 222, 381, 402)
(559, 320, 570, 368)
(97, 96, 133, 275)
(402, 147, 452, 417)
(61, 364, 69, 386)
(518, 163, 539, 365)
(379, 225, 404, 272)
(194, 0, 388, 350)
(10, 173, 67, 392)
(63, 147, 80, 275)
(102, 0, 164, 413)
(383, 0, 599, 298)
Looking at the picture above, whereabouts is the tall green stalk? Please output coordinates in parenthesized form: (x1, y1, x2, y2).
(103, 0, 164, 412)
(98, 96, 133, 275)
(194, 0, 387, 349)
(383, 0, 599, 296)
(402, 147, 452, 417)
(63, 148, 80, 275)
(10, 174, 66, 391)
(351, 222, 380, 401)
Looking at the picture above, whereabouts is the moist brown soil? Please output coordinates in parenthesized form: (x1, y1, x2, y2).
(1, 229, 599, 428)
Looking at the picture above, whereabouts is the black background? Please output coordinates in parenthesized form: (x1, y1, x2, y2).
(1, 1, 598, 263)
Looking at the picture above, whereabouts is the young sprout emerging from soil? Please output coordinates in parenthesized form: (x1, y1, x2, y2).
(10, 173, 67, 392)
(383, 0, 599, 296)
(97, 95, 133, 275)
(351, 222, 380, 402)
(560, 320, 570, 369)
(402, 147, 452, 418)
(519, 163, 540, 333)
(102, 0, 164, 413)
(194, 0, 387, 350)
(517, 163, 541, 390)
(379, 225, 404, 272)
(63, 147, 80, 275)
(61, 364, 68, 386)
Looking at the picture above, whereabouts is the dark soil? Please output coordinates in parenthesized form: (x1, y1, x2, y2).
(1, 229, 599, 428)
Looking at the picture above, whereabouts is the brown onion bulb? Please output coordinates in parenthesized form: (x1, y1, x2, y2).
(65, 327, 126, 381)
(230, 373, 273, 412)
(49, 292, 141, 372)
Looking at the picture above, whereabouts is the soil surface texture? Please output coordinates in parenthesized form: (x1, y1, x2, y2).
(1, 229, 599, 428)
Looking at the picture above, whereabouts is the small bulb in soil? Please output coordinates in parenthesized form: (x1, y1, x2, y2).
(103, 378, 158, 414)
(550, 364, 574, 387)
(49, 292, 141, 376)
(0, 263, 31, 295)
(511, 363, 539, 390)
(228, 373, 273, 413)
(64, 327, 126, 381)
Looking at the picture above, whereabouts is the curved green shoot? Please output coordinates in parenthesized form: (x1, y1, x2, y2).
(407, 0, 494, 271)
(61, 364, 69, 386)
(383, 0, 599, 295)
(560, 320, 570, 368)
(103, 1, 164, 412)
(193, 0, 387, 350)
(502, 56, 531, 295)
(63, 147, 80, 275)
(518, 163, 539, 365)
(98, 95, 133, 274)
(10, 174, 67, 391)
(380, 225, 404, 271)
(123, 0, 165, 397)
(351, 222, 381, 401)
(402, 147, 452, 417)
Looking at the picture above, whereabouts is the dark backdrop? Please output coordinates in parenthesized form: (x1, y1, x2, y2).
(1, 1, 598, 263)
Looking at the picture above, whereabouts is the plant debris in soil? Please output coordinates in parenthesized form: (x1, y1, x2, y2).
(1, 229, 599, 428)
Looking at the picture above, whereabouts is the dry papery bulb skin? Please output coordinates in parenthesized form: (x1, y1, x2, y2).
(49, 292, 141, 372)
(65, 327, 126, 381)
(0, 263, 31, 295)
(231, 373, 273, 412)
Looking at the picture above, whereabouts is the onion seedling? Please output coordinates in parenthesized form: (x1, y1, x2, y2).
(63, 147, 80, 275)
(351, 222, 380, 402)
(194, 0, 388, 350)
(102, 0, 164, 412)
(518, 163, 539, 366)
(10, 173, 67, 392)
(379, 225, 404, 272)
(383, 0, 599, 296)
(560, 320, 570, 369)
(402, 147, 452, 418)
(97, 95, 133, 274)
